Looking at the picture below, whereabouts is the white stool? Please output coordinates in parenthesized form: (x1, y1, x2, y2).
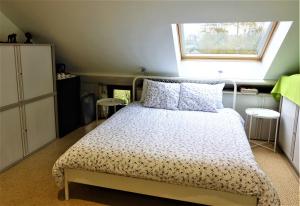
(96, 98, 125, 124)
(245, 108, 280, 152)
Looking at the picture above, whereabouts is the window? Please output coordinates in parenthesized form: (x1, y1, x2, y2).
(178, 22, 277, 60)
(113, 89, 131, 105)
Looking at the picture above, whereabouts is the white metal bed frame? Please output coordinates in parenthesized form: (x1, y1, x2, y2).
(64, 76, 257, 206)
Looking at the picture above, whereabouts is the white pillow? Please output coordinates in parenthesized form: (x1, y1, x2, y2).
(140, 79, 149, 102)
(143, 80, 180, 110)
(178, 83, 225, 112)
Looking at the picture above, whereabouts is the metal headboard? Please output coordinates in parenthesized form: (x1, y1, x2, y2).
(132, 76, 237, 110)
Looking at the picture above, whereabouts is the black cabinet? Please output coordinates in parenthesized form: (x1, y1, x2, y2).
(57, 76, 81, 137)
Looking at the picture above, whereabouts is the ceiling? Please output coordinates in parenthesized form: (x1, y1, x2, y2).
(0, 0, 299, 79)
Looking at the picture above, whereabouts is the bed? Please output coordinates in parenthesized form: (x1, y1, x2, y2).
(52, 76, 279, 206)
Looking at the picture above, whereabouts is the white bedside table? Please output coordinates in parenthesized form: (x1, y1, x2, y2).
(96, 98, 125, 123)
(245, 108, 280, 152)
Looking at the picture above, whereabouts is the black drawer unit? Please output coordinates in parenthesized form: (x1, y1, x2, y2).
(57, 76, 81, 137)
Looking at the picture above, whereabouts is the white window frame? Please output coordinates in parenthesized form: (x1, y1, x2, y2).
(177, 22, 278, 61)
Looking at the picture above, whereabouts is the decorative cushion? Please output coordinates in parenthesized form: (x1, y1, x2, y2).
(143, 80, 180, 110)
(178, 83, 225, 112)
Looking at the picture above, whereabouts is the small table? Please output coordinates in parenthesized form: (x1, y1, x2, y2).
(245, 108, 280, 152)
(96, 98, 125, 123)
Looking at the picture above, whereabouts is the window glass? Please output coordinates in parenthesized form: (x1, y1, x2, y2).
(179, 22, 276, 59)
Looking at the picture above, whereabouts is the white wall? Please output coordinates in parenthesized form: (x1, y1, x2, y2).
(177, 21, 296, 80)
(0, 1, 298, 80)
(0, 10, 24, 43)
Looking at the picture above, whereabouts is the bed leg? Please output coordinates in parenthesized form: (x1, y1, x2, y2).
(64, 179, 69, 200)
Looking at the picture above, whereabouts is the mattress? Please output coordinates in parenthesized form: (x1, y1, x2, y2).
(52, 102, 279, 206)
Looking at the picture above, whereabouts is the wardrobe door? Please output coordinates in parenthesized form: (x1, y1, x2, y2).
(279, 97, 298, 160)
(0, 46, 19, 107)
(24, 97, 56, 154)
(0, 108, 23, 171)
(292, 110, 299, 173)
(20, 45, 54, 100)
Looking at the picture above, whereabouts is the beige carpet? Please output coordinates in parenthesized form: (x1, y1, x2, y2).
(0, 121, 299, 206)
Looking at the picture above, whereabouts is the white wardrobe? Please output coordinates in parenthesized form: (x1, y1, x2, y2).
(279, 97, 299, 174)
(0, 44, 57, 171)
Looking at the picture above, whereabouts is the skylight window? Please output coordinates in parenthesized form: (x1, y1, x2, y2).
(178, 22, 277, 60)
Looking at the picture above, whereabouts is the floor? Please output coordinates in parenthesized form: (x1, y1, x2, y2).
(0, 121, 299, 206)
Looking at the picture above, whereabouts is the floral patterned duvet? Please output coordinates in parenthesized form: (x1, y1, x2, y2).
(52, 102, 279, 206)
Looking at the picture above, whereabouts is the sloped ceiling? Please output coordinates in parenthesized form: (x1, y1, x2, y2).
(0, 0, 299, 79)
